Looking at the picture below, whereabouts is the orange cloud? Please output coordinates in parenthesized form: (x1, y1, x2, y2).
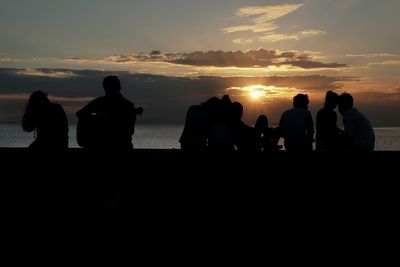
(0, 53, 14, 62)
(16, 68, 77, 78)
(346, 53, 399, 58)
(223, 3, 325, 44)
(0, 93, 93, 103)
(222, 4, 302, 34)
(368, 60, 400, 66)
(258, 30, 326, 43)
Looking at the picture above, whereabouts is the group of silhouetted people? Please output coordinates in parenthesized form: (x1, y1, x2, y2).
(22, 75, 143, 151)
(179, 95, 281, 152)
(21, 75, 375, 152)
(180, 91, 375, 152)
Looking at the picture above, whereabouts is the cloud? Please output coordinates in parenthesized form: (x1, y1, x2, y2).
(166, 50, 346, 69)
(232, 38, 255, 44)
(258, 30, 326, 43)
(60, 49, 346, 70)
(223, 4, 324, 44)
(367, 60, 400, 66)
(223, 23, 277, 34)
(222, 4, 302, 34)
(0, 93, 93, 103)
(279, 60, 346, 69)
(346, 53, 399, 58)
(16, 68, 77, 78)
(0, 53, 14, 62)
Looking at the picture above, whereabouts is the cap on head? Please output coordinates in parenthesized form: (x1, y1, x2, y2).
(103, 75, 121, 95)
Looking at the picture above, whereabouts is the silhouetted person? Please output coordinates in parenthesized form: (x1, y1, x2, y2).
(279, 94, 314, 151)
(231, 101, 256, 151)
(316, 91, 343, 151)
(338, 93, 375, 151)
(254, 115, 281, 151)
(207, 95, 234, 151)
(179, 98, 214, 151)
(22, 90, 69, 150)
(76, 75, 143, 150)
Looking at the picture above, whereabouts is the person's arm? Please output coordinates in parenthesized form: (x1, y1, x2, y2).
(127, 103, 138, 136)
(278, 112, 286, 138)
(22, 106, 37, 132)
(306, 110, 314, 140)
(343, 117, 355, 137)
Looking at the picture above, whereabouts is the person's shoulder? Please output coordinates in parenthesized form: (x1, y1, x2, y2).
(95, 96, 107, 102)
(120, 96, 136, 110)
(188, 104, 203, 113)
(50, 103, 65, 112)
(281, 109, 291, 116)
(86, 96, 105, 106)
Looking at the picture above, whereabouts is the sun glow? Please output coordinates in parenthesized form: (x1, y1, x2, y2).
(227, 84, 301, 102)
(250, 90, 264, 99)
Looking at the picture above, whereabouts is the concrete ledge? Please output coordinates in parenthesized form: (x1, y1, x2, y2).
(2, 148, 399, 265)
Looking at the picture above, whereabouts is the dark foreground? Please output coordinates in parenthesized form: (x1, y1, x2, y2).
(2, 148, 400, 266)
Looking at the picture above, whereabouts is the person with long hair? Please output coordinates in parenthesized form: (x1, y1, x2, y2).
(22, 91, 69, 149)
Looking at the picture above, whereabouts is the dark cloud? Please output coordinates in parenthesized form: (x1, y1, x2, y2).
(280, 60, 347, 69)
(167, 49, 347, 69)
(63, 49, 347, 70)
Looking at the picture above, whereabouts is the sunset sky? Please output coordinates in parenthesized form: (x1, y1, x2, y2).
(1, 0, 399, 126)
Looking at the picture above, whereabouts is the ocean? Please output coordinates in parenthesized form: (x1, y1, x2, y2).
(1, 123, 400, 151)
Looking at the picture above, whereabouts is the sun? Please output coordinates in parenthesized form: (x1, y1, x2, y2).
(249, 90, 264, 100)
(243, 85, 267, 101)
(226, 84, 301, 102)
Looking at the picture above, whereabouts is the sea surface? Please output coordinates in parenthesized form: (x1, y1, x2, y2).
(1, 123, 400, 151)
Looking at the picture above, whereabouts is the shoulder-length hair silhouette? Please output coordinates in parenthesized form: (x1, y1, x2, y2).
(22, 90, 69, 150)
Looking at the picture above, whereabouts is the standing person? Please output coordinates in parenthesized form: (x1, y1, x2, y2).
(338, 93, 375, 151)
(279, 94, 314, 151)
(22, 90, 69, 150)
(316, 91, 343, 151)
(76, 75, 143, 150)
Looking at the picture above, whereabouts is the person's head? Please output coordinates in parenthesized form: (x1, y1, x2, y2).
(293, 94, 309, 109)
(221, 95, 232, 105)
(255, 115, 268, 132)
(27, 90, 50, 110)
(22, 91, 50, 130)
(338, 93, 353, 115)
(231, 102, 243, 121)
(103, 75, 121, 96)
(324, 91, 339, 110)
